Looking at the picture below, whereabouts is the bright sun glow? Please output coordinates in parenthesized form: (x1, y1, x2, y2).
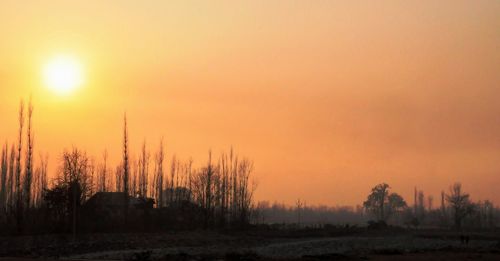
(43, 55, 84, 95)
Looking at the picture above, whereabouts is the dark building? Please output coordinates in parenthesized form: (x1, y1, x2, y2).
(82, 192, 155, 232)
(85, 192, 154, 210)
(85, 192, 152, 209)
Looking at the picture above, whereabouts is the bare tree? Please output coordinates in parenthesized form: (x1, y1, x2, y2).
(0, 143, 7, 211)
(189, 150, 255, 228)
(168, 155, 177, 205)
(132, 158, 138, 196)
(219, 152, 229, 224)
(204, 151, 214, 227)
(234, 158, 255, 225)
(483, 200, 495, 228)
(33, 153, 48, 207)
(58, 148, 92, 237)
(122, 113, 129, 196)
(41, 153, 48, 201)
(115, 166, 123, 192)
(97, 150, 108, 192)
(446, 183, 474, 229)
(417, 190, 425, 221)
(296, 199, 303, 227)
(427, 195, 434, 211)
(24, 98, 34, 209)
(7, 145, 15, 210)
(15, 100, 25, 232)
(88, 158, 96, 197)
(154, 139, 164, 207)
(138, 140, 150, 197)
(413, 187, 417, 215)
(440, 190, 447, 220)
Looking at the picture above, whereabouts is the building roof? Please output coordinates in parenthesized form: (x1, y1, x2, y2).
(85, 192, 148, 208)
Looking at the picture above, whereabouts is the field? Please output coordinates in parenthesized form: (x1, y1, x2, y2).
(1, 228, 499, 260)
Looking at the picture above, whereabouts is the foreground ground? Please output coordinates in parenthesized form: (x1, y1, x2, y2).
(1, 228, 499, 260)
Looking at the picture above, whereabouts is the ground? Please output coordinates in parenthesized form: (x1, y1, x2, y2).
(1, 229, 499, 260)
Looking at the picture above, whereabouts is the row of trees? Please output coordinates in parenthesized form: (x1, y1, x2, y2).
(1, 98, 497, 233)
(253, 183, 498, 231)
(362, 183, 497, 229)
(0, 100, 257, 234)
(52, 114, 257, 229)
(254, 201, 366, 226)
(0, 99, 49, 233)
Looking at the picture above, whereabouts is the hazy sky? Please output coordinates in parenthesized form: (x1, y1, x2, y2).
(0, 1, 499, 206)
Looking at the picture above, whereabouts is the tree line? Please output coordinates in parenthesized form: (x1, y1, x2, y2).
(0, 99, 256, 234)
(362, 183, 497, 230)
(0, 98, 497, 234)
(253, 183, 498, 231)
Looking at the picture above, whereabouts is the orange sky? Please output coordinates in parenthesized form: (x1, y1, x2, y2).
(0, 1, 499, 206)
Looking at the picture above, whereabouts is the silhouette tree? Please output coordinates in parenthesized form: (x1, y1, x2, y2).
(386, 193, 407, 218)
(43, 148, 91, 234)
(24, 98, 34, 209)
(15, 100, 24, 232)
(427, 195, 434, 211)
(446, 183, 474, 229)
(87, 158, 96, 197)
(154, 139, 164, 207)
(364, 183, 389, 221)
(190, 150, 256, 227)
(363, 183, 407, 222)
(417, 190, 425, 221)
(97, 150, 108, 192)
(233, 157, 255, 226)
(296, 199, 303, 227)
(0, 143, 7, 211)
(62, 148, 91, 236)
(33, 153, 48, 207)
(7, 144, 15, 210)
(0, 105, 264, 232)
(439, 190, 448, 225)
(168, 155, 177, 205)
(204, 151, 214, 227)
(123, 113, 130, 197)
(131, 158, 138, 197)
(483, 200, 495, 228)
(138, 140, 150, 198)
(115, 165, 123, 192)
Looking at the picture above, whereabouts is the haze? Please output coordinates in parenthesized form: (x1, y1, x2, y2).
(0, 1, 499, 206)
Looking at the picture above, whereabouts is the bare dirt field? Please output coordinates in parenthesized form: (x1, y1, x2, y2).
(1, 229, 499, 260)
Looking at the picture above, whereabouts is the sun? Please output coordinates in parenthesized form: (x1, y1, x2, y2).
(43, 55, 84, 95)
